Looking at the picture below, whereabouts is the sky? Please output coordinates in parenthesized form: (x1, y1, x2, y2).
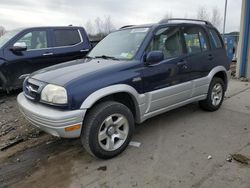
(0, 0, 242, 33)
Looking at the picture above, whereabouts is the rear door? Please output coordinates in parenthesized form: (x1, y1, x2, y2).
(207, 27, 230, 69)
(181, 25, 213, 80)
(3, 28, 53, 87)
(142, 26, 193, 113)
(50, 28, 89, 64)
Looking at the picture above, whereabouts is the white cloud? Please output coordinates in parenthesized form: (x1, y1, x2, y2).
(0, 0, 242, 32)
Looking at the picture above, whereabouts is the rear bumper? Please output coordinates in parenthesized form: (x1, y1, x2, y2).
(17, 93, 86, 138)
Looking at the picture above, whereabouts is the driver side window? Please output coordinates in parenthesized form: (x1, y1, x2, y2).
(15, 31, 48, 50)
(147, 27, 183, 59)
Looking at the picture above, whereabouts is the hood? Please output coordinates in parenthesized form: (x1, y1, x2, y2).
(31, 58, 126, 86)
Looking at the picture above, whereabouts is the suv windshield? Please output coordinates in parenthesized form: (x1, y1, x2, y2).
(88, 28, 149, 60)
(0, 29, 21, 48)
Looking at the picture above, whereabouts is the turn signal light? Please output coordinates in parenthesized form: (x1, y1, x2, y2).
(65, 124, 81, 132)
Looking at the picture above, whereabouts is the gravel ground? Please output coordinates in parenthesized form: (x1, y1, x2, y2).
(0, 91, 53, 164)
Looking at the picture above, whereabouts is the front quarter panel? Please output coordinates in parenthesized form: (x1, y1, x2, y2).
(65, 61, 144, 110)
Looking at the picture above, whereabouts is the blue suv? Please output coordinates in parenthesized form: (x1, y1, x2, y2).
(17, 19, 230, 159)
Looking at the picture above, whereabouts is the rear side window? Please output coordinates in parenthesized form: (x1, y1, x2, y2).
(54, 29, 81, 47)
(183, 26, 209, 54)
(146, 27, 183, 59)
(209, 29, 223, 48)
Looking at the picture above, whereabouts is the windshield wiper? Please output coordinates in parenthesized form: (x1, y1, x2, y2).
(85, 55, 94, 59)
(94, 55, 119, 60)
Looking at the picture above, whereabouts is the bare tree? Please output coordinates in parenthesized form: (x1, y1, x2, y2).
(0, 26, 6, 37)
(85, 20, 94, 35)
(103, 16, 115, 35)
(159, 12, 173, 23)
(95, 17, 103, 35)
(163, 12, 173, 20)
(211, 7, 222, 29)
(196, 6, 222, 29)
(85, 16, 116, 40)
(197, 6, 210, 21)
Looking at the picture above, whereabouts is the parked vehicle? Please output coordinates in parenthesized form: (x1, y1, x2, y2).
(0, 26, 92, 92)
(17, 19, 230, 159)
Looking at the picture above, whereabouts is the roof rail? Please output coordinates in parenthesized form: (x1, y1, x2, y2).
(120, 25, 136, 29)
(159, 18, 213, 26)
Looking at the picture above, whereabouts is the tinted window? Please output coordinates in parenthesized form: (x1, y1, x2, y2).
(147, 27, 182, 59)
(209, 29, 223, 48)
(54, 29, 81, 47)
(15, 31, 47, 50)
(183, 27, 209, 54)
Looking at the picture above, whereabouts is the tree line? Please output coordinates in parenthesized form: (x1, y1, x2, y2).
(85, 6, 223, 41)
(163, 6, 222, 30)
(0, 7, 224, 40)
(196, 6, 222, 29)
(84, 16, 116, 41)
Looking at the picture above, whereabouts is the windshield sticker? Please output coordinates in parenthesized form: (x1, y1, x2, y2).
(120, 52, 133, 59)
(120, 53, 129, 57)
(130, 28, 149, 33)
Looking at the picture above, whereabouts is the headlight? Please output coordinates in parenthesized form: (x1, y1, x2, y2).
(41, 84, 68, 105)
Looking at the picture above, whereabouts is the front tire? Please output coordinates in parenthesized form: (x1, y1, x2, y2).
(81, 101, 134, 159)
(199, 77, 225, 111)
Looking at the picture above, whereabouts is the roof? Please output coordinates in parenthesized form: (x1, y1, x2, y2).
(18, 26, 84, 31)
(120, 18, 214, 30)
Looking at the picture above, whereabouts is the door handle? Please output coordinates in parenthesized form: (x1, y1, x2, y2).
(43, 52, 53, 56)
(80, 49, 90, 52)
(177, 61, 186, 66)
(208, 54, 214, 61)
(177, 60, 188, 69)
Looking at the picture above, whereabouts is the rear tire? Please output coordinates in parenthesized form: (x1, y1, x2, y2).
(199, 77, 225, 111)
(81, 101, 134, 159)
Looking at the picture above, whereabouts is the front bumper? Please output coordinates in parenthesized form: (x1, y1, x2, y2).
(17, 93, 86, 138)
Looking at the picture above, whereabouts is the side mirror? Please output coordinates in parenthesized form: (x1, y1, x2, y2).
(145, 51, 164, 65)
(10, 42, 27, 52)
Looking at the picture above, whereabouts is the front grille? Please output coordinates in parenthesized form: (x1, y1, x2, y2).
(23, 78, 45, 101)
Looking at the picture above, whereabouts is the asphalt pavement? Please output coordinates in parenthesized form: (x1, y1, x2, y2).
(1, 79, 250, 188)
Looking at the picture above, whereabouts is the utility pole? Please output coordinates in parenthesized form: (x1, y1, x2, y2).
(223, 0, 228, 35)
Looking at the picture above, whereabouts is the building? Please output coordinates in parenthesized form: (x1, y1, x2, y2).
(236, 0, 250, 78)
